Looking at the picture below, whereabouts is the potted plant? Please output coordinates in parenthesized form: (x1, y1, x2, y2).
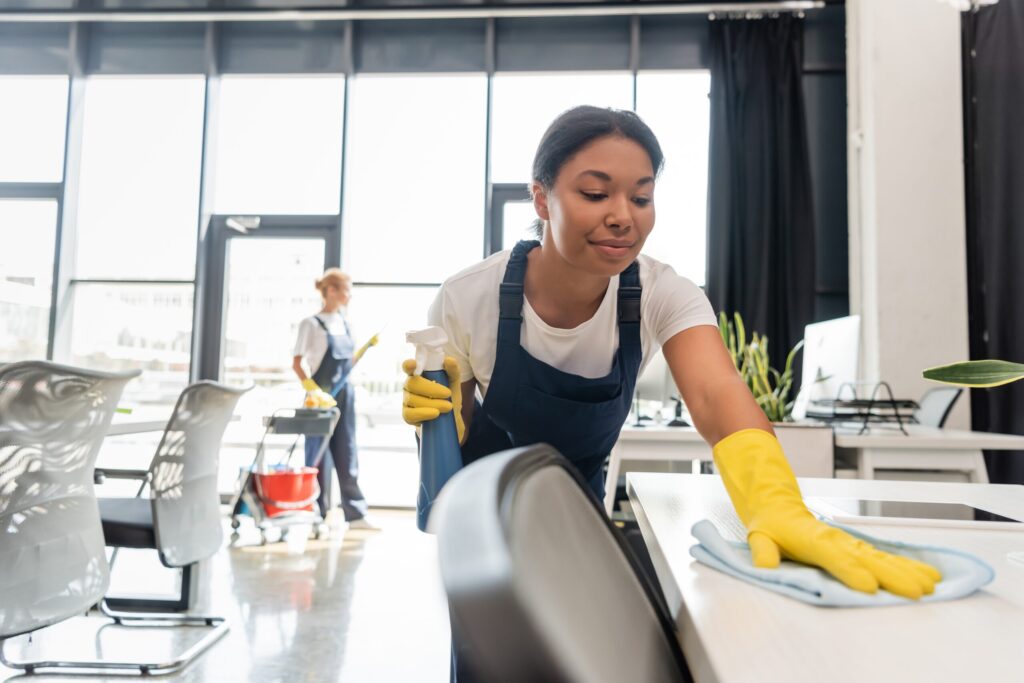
(719, 311, 804, 423)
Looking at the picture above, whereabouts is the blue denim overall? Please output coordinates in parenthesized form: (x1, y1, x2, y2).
(451, 239, 642, 682)
(459, 239, 643, 499)
(304, 315, 368, 521)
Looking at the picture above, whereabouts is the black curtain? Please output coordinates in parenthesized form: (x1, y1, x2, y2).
(705, 15, 816, 372)
(963, 3, 1024, 485)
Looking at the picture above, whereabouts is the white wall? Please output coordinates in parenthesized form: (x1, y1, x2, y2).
(846, 0, 971, 428)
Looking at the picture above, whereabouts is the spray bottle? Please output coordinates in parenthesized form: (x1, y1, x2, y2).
(407, 326, 463, 532)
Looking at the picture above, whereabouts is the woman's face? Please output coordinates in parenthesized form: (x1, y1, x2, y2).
(324, 281, 352, 308)
(532, 135, 656, 277)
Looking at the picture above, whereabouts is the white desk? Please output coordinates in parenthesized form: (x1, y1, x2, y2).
(605, 424, 1024, 514)
(106, 414, 241, 437)
(628, 473, 1024, 683)
(106, 416, 169, 436)
(833, 425, 1024, 483)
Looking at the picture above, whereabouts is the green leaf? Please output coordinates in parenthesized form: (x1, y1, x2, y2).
(784, 339, 804, 376)
(778, 383, 792, 406)
(717, 311, 808, 421)
(735, 313, 747, 355)
(923, 360, 1024, 388)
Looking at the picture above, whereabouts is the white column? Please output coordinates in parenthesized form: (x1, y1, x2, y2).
(846, 0, 971, 428)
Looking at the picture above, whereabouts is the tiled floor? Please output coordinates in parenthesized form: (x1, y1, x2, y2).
(1, 510, 451, 682)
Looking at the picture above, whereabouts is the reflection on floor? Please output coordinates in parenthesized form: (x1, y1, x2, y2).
(0, 510, 451, 682)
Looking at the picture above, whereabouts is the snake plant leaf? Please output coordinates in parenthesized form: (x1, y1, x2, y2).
(718, 310, 804, 421)
(734, 313, 747, 355)
(784, 339, 805, 376)
(923, 360, 1024, 388)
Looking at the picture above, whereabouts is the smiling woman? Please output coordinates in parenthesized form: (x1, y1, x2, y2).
(400, 104, 944, 682)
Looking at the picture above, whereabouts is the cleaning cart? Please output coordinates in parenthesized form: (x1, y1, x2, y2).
(229, 407, 341, 545)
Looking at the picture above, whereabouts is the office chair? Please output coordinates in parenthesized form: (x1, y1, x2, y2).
(0, 361, 139, 674)
(914, 387, 963, 428)
(431, 444, 691, 683)
(92, 380, 249, 673)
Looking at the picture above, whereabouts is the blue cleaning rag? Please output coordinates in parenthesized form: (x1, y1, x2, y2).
(689, 519, 994, 607)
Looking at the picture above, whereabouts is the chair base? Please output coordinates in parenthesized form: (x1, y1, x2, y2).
(0, 602, 229, 676)
(104, 563, 196, 613)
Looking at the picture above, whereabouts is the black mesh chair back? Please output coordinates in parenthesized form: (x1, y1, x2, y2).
(150, 381, 247, 568)
(431, 445, 688, 683)
(914, 387, 963, 428)
(0, 361, 139, 639)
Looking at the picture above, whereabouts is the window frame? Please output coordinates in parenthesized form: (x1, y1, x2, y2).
(1, 22, 716, 382)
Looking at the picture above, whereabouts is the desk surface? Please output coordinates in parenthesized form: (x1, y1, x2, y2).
(617, 423, 1024, 450)
(832, 424, 1024, 449)
(106, 416, 168, 436)
(628, 474, 1024, 683)
(106, 414, 242, 437)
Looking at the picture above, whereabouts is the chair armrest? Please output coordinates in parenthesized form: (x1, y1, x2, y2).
(94, 468, 151, 485)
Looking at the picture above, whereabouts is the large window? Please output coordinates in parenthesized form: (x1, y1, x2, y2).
(65, 76, 206, 414)
(213, 76, 345, 215)
(0, 75, 69, 362)
(67, 283, 195, 417)
(636, 71, 711, 285)
(0, 75, 69, 183)
(345, 285, 439, 506)
(342, 74, 488, 283)
(0, 200, 58, 361)
(74, 76, 205, 280)
(0, 49, 716, 508)
(490, 72, 634, 185)
(341, 73, 487, 505)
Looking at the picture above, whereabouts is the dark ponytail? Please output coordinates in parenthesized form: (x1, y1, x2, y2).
(528, 106, 664, 238)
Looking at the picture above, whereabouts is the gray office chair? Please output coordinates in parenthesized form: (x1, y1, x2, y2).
(92, 380, 249, 672)
(914, 387, 963, 428)
(431, 444, 690, 683)
(0, 361, 139, 674)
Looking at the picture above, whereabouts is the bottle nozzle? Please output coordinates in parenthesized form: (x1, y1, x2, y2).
(406, 327, 448, 375)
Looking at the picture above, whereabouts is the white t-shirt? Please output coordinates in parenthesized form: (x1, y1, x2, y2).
(292, 311, 352, 375)
(427, 251, 718, 399)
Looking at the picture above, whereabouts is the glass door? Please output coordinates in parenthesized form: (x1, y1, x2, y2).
(202, 215, 339, 495)
(222, 236, 326, 401)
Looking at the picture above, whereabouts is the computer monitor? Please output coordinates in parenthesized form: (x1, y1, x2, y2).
(633, 351, 686, 425)
(635, 351, 674, 405)
(791, 315, 861, 421)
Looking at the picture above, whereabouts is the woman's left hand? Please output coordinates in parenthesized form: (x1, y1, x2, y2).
(353, 335, 380, 363)
(714, 429, 942, 599)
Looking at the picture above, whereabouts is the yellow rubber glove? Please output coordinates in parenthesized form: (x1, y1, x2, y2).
(353, 334, 380, 364)
(401, 356, 465, 445)
(713, 429, 942, 599)
(300, 378, 337, 409)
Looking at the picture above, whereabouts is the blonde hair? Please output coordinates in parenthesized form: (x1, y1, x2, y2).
(315, 268, 352, 298)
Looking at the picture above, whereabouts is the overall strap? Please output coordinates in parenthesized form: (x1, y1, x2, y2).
(617, 261, 642, 349)
(313, 314, 349, 337)
(496, 240, 539, 348)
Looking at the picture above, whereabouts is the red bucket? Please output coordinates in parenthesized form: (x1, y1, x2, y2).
(253, 467, 320, 517)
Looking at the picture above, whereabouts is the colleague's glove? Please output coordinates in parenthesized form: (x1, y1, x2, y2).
(353, 334, 380, 364)
(301, 378, 337, 409)
(713, 429, 942, 599)
(401, 356, 465, 445)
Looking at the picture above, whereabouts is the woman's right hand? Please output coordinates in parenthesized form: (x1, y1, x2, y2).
(301, 378, 337, 409)
(401, 357, 465, 444)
